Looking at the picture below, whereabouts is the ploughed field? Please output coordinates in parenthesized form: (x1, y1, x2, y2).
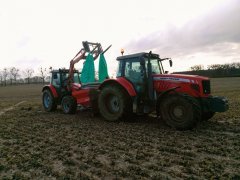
(0, 77, 240, 179)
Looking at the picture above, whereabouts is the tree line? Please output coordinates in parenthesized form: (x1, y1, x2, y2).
(190, 62, 240, 71)
(178, 62, 240, 78)
(0, 67, 50, 86)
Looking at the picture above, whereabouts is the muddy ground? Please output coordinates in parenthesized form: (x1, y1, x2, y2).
(0, 77, 240, 179)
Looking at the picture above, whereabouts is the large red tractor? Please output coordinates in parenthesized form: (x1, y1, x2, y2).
(42, 42, 228, 130)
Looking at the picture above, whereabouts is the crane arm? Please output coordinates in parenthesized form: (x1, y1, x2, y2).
(67, 49, 86, 90)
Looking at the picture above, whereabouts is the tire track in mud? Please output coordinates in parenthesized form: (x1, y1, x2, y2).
(0, 101, 26, 116)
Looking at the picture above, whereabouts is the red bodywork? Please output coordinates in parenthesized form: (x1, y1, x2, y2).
(153, 74, 210, 98)
(65, 77, 137, 107)
(100, 77, 137, 96)
(43, 85, 58, 98)
(43, 83, 95, 107)
(71, 83, 92, 107)
(45, 73, 210, 108)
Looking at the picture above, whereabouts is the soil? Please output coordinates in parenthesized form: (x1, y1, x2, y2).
(0, 78, 239, 179)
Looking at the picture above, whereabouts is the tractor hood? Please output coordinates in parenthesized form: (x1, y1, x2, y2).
(152, 73, 211, 97)
(153, 73, 209, 84)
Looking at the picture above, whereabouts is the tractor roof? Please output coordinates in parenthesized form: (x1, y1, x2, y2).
(117, 52, 159, 61)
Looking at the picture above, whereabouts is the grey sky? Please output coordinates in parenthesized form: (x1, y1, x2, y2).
(125, 0, 240, 70)
(0, 0, 239, 73)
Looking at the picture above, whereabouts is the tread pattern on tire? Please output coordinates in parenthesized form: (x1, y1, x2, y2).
(202, 111, 215, 121)
(160, 93, 202, 130)
(98, 85, 132, 121)
(61, 95, 77, 114)
(42, 89, 57, 112)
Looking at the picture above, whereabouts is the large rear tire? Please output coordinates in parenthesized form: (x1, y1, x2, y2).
(42, 90, 57, 112)
(159, 94, 201, 130)
(98, 86, 132, 121)
(61, 95, 77, 114)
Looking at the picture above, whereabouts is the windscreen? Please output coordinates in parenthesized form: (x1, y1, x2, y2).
(146, 58, 163, 74)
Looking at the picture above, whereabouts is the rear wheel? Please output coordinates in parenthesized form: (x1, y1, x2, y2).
(159, 94, 201, 130)
(98, 86, 132, 121)
(42, 90, 57, 112)
(61, 95, 77, 114)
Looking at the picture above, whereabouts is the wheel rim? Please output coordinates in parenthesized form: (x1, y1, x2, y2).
(107, 95, 120, 113)
(43, 93, 50, 108)
(169, 104, 186, 122)
(63, 99, 70, 112)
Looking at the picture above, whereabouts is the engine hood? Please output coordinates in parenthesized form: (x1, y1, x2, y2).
(152, 73, 209, 84)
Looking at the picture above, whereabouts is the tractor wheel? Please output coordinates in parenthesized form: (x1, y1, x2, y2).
(61, 95, 77, 114)
(202, 111, 215, 121)
(98, 86, 131, 121)
(42, 90, 57, 112)
(160, 94, 201, 130)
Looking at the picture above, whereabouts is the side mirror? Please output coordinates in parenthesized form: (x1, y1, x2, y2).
(169, 59, 173, 67)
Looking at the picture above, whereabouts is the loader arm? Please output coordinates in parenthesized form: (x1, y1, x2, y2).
(67, 49, 86, 90)
(67, 41, 111, 91)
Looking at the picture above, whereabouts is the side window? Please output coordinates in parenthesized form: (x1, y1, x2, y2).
(73, 73, 80, 83)
(52, 73, 60, 87)
(61, 73, 69, 86)
(117, 61, 123, 77)
(125, 61, 143, 83)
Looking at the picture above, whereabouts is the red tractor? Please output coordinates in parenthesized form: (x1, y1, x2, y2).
(42, 42, 228, 130)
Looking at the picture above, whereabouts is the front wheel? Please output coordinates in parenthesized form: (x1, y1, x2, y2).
(98, 86, 131, 121)
(61, 95, 77, 114)
(202, 111, 215, 121)
(42, 90, 57, 112)
(159, 94, 201, 130)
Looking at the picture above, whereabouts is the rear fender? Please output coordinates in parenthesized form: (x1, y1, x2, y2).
(99, 77, 137, 97)
(42, 85, 58, 98)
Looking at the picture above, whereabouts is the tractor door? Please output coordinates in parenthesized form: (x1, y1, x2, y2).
(124, 59, 149, 113)
(124, 60, 146, 94)
(52, 71, 70, 98)
(52, 72, 61, 94)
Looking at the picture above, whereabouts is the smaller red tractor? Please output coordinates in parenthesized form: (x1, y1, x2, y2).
(42, 41, 228, 130)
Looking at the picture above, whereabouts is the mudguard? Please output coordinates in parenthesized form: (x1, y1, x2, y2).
(99, 77, 137, 97)
(42, 85, 58, 98)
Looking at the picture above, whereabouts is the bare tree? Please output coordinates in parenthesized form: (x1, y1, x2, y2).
(24, 68, 34, 84)
(39, 67, 48, 84)
(2, 68, 9, 86)
(9, 67, 20, 85)
(190, 65, 204, 71)
(207, 64, 222, 70)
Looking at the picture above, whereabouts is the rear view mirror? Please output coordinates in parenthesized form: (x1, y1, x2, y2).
(169, 59, 173, 67)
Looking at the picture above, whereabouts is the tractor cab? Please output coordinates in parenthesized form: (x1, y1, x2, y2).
(50, 69, 80, 95)
(116, 52, 172, 81)
(51, 69, 80, 87)
(116, 52, 172, 102)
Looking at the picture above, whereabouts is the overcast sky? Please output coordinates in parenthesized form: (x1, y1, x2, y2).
(0, 0, 239, 74)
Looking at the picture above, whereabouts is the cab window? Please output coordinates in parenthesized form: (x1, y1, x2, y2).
(52, 73, 60, 87)
(125, 61, 143, 83)
(73, 73, 80, 83)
